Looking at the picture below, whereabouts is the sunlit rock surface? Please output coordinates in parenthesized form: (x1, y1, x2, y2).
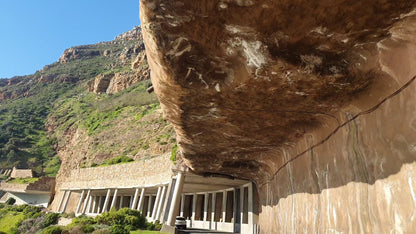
(140, 1, 416, 232)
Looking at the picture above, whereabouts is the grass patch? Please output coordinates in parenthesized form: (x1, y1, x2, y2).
(130, 231, 169, 234)
(8, 177, 39, 184)
(0, 212, 25, 233)
(170, 144, 178, 164)
(86, 155, 134, 168)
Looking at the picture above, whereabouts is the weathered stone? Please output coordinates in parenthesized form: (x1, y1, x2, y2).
(88, 73, 113, 94)
(140, 0, 416, 232)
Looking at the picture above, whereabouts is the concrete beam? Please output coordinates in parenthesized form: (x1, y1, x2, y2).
(102, 189, 111, 212)
(161, 180, 173, 223)
(131, 188, 139, 209)
(180, 194, 185, 217)
(76, 190, 85, 214)
(92, 196, 97, 214)
(167, 171, 185, 226)
(97, 196, 103, 213)
(211, 192, 216, 229)
(81, 190, 91, 214)
(155, 186, 166, 221)
(137, 188, 146, 212)
(147, 195, 154, 218)
(62, 191, 72, 213)
(203, 193, 208, 222)
(57, 190, 66, 213)
(192, 194, 197, 221)
(152, 187, 162, 220)
(110, 189, 118, 211)
(222, 191, 226, 223)
(119, 196, 124, 210)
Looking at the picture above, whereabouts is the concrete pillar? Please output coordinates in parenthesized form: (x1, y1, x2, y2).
(192, 194, 197, 221)
(129, 196, 133, 208)
(180, 195, 185, 217)
(110, 189, 118, 211)
(82, 190, 91, 214)
(222, 191, 227, 222)
(211, 192, 216, 229)
(57, 190, 67, 212)
(102, 189, 112, 212)
(167, 171, 185, 226)
(76, 190, 85, 214)
(233, 188, 239, 232)
(137, 188, 146, 212)
(147, 195, 154, 218)
(92, 196, 97, 213)
(240, 187, 244, 225)
(119, 196, 124, 210)
(97, 196, 103, 214)
(62, 191, 72, 213)
(86, 194, 93, 214)
(152, 187, 162, 220)
(156, 186, 167, 221)
(161, 180, 173, 223)
(248, 183, 254, 232)
(203, 193, 209, 222)
(131, 188, 139, 209)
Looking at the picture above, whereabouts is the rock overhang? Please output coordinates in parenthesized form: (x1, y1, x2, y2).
(139, 0, 416, 182)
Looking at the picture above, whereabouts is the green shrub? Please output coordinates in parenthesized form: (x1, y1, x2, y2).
(97, 155, 134, 167)
(41, 225, 63, 234)
(43, 213, 60, 228)
(6, 197, 16, 205)
(170, 144, 178, 163)
(95, 208, 146, 230)
(146, 222, 155, 230)
(82, 224, 95, 233)
(69, 215, 95, 227)
(109, 224, 128, 234)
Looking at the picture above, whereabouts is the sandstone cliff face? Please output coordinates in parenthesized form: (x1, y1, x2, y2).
(140, 0, 416, 232)
(88, 51, 150, 94)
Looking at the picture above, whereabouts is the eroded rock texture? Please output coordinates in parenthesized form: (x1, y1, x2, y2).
(140, 1, 416, 232)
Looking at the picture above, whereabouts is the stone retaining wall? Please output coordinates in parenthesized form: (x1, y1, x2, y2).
(60, 153, 173, 190)
(50, 154, 174, 212)
(0, 182, 27, 193)
(10, 167, 33, 178)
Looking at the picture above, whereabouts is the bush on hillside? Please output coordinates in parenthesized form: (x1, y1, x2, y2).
(41, 225, 63, 234)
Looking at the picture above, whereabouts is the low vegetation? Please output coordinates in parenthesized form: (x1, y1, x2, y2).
(88, 155, 134, 168)
(7, 177, 39, 184)
(0, 204, 163, 234)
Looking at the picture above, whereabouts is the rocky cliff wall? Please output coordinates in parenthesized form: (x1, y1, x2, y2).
(258, 76, 416, 232)
(139, 0, 416, 232)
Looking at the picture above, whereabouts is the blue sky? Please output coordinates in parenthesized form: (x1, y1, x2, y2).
(0, 0, 140, 78)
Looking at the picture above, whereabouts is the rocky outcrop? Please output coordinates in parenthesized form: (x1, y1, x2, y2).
(140, 0, 416, 232)
(88, 51, 150, 94)
(115, 26, 143, 41)
(88, 73, 113, 94)
(58, 48, 100, 64)
(140, 0, 416, 181)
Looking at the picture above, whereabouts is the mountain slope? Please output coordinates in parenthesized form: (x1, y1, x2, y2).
(0, 26, 174, 177)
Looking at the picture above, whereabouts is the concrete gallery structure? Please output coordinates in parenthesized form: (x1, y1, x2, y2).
(52, 154, 258, 233)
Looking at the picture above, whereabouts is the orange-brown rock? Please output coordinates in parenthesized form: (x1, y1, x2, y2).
(140, 0, 416, 181)
(140, 0, 416, 232)
(88, 51, 150, 94)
